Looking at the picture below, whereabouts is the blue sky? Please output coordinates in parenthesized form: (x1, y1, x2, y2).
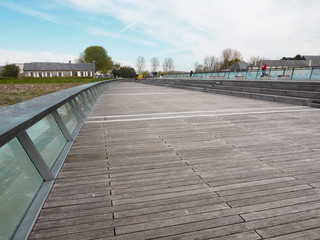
(1, 0, 320, 71)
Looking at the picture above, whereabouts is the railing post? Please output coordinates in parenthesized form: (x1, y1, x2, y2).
(310, 67, 314, 80)
(17, 132, 55, 181)
(69, 98, 85, 122)
(291, 68, 295, 80)
(51, 110, 74, 141)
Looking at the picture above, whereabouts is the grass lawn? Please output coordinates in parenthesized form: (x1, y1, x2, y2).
(0, 77, 107, 84)
(0, 77, 112, 107)
(0, 90, 55, 107)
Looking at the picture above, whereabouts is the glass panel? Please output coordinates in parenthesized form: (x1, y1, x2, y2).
(0, 138, 43, 240)
(311, 69, 320, 80)
(283, 69, 293, 78)
(246, 71, 258, 79)
(269, 70, 285, 79)
(81, 92, 92, 111)
(75, 95, 87, 115)
(228, 72, 237, 79)
(84, 91, 94, 106)
(57, 103, 78, 134)
(237, 72, 246, 77)
(27, 114, 67, 168)
(292, 69, 312, 80)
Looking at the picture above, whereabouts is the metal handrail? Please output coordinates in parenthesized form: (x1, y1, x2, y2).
(164, 67, 320, 80)
(0, 79, 119, 240)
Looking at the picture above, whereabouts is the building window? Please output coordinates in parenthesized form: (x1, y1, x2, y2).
(39, 72, 42, 77)
(58, 72, 62, 77)
(30, 72, 34, 77)
(47, 72, 51, 77)
(81, 72, 84, 77)
(72, 71, 77, 76)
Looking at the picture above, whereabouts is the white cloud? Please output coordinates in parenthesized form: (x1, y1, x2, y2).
(0, 49, 78, 65)
(58, 0, 320, 62)
(2, 0, 320, 70)
(0, 1, 60, 24)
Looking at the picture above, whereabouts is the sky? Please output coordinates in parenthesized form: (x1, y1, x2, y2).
(0, 0, 320, 72)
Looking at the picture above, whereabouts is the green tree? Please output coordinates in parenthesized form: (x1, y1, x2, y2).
(78, 46, 113, 73)
(1, 64, 19, 78)
(281, 54, 302, 60)
(112, 66, 136, 78)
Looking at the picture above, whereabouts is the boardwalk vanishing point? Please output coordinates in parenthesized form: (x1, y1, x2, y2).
(29, 82, 320, 240)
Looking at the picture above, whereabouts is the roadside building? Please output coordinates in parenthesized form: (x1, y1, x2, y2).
(224, 61, 250, 72)
(301, 55, 320, 67)
(250, 56, 320, 71)
(23, 62, 94, 77)
(250, 60, 309, 70)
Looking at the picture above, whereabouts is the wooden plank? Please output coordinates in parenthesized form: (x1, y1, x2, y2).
(28, 82, 320, 240)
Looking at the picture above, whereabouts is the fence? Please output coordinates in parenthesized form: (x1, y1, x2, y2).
(165, 67, 320, 80)
(0, 79, 119, 240)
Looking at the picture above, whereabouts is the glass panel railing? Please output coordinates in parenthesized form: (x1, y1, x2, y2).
(292, 69, 312, 80)
(228, 72, 237, 79)
(81, 92, 92, 113)
(57, 103, 78, 134)
(269, 70, 285, 79)
(237, 72, 246, 77)
(75, 95, 88, 115)
(311, 69, 320, 80)
(0, 138, 43, 240)
(26, 114, 67, 169)
(283, 69, 293, 78)
(246, 71, 258, 79)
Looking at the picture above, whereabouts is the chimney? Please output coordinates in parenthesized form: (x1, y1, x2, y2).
(69, 60, 71, 64)
(309, 59, 312, 67)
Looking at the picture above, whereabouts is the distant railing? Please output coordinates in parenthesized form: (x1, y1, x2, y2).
(165, 67, 320, 80)
(0, 79, 119, 240)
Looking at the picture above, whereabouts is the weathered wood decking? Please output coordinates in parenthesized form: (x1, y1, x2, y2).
(29, 82, 320, 239)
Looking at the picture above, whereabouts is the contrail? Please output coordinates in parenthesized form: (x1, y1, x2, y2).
(110, 3, 159, 40)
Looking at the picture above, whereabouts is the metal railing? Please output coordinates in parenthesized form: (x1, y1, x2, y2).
(0, 79, 119, 240)
(165, 67, 320, 80)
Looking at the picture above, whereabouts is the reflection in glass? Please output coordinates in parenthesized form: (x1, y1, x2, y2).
(0, 138, 43, 240)
(75, 95, 89, 115)
(27, 114, 67, 168)
(246, 71, 258, 79)
(311, 69, 320, 80)
(228, 72, 237, 79)
(269, 70, 285, 79)
(292, 69, 312, 80)
(57, 103, 78, 134)
(82, 91, 93, 107)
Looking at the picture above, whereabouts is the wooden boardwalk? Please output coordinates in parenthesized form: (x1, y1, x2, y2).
(29, 82, 320, 240)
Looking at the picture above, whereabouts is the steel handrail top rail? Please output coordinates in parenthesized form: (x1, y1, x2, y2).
(0, 79, 117, 148)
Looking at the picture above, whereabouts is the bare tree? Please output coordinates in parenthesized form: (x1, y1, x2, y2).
(151, 57, 160, 72)
(194, 62, 200, 72)
(167, 58, 174, 72)
(136, 56, 145, 74)
(221, 48, 242, 62)
(162, 61, 168, 73)
(203, 55, 219, 72)
(163, 58, 174, 73)
(220, 48, 242, 70)
(248, 55, 264, 66)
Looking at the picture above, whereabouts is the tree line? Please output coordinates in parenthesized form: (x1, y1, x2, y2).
(0, 45, 305, 78)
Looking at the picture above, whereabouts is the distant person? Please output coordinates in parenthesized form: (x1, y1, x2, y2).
(261, 62, 267, 76)
(190, 70, 193, 77)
